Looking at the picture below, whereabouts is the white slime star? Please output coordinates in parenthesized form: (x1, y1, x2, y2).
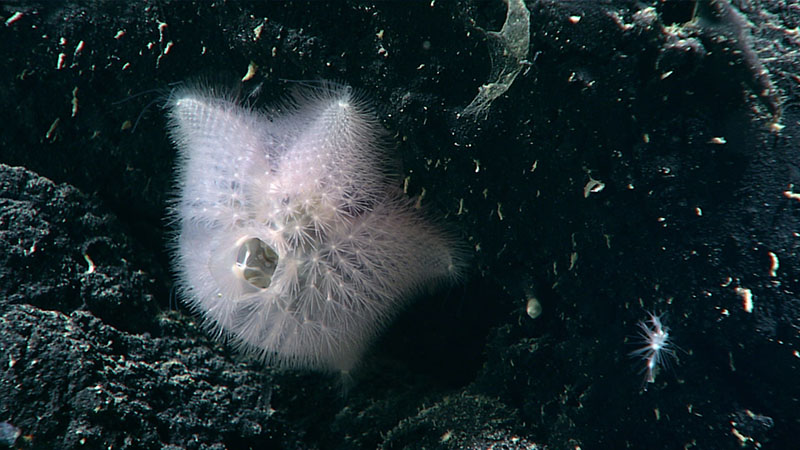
(167, 83, 465, 372)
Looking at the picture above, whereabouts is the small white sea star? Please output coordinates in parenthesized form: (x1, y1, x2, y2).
(630, 311, 677, 388)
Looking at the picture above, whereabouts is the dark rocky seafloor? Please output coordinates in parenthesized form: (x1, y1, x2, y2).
(1, 0, 798, 448)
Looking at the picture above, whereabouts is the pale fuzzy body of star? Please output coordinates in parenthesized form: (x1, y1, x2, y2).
(167, 83, 464, 372)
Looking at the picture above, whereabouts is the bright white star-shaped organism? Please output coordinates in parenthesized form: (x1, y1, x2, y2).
(167, 83, 464, 372)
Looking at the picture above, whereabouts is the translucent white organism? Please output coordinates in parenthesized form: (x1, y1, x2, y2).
(630, 311, 676, 388)
(460, 0, 531, 119)
(167, 82, 465, 373)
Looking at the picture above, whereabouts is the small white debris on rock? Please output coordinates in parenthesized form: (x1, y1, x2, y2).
(158, 21, 168, 42)
(735, 287, 754, 313)
(83, 253, 96, 274)
(242, 61, 258, 81)
(782, 187, 800, 201)
(526, 297, 542, 319)
(5, 11, 23, 26)
(584, 176, 605, 198)
(46, 118, 60, 139)
(74, 40, 85, 57)
(71, 87, 79, 117)
(767, 252, 779, 277)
